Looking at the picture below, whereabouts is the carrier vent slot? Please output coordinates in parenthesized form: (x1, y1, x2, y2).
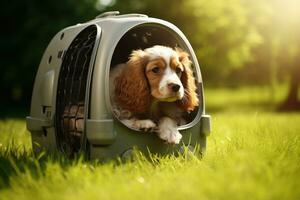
(55, 25, 97, 156)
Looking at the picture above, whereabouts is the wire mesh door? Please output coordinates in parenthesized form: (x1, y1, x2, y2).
(55, 25, 98, 156)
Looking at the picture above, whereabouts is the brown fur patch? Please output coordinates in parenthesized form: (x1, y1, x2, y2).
(170, 57, 183, 72)
(145, 58, 166, 98)
(114, 50, 151, 115)
(175, 48, 199, 112)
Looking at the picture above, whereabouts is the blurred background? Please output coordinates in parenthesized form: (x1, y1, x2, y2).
(1, 0, 300, 117)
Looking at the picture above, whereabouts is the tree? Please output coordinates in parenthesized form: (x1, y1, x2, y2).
(248, 0, 300, 110)
(274, 0, 300, 110)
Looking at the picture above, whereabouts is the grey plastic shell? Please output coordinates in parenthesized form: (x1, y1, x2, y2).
(26, 12, 211, 160)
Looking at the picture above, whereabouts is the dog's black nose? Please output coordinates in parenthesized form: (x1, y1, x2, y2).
(171, 84, 180, 92)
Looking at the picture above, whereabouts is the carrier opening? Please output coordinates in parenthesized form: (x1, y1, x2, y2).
(110, 24, 201, 130)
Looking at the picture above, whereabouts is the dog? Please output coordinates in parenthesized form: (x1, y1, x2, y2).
(110, 45, 199, 144)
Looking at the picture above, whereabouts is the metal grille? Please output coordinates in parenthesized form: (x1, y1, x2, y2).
(56, 25, 97, 156)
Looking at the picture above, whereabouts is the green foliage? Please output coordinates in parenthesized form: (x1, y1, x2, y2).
(109, 0, 262, 73)
(2, 0, 300, 106)
(0, 88, 300, 199)
(246, 0, 300, 75)
(1, 0, 98, 104)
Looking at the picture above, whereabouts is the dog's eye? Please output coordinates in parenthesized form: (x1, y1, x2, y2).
(176, 68, 182, 75)
(152, 67, 160, 74)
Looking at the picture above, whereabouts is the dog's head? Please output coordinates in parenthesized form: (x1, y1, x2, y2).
(114, 45, 199, 114)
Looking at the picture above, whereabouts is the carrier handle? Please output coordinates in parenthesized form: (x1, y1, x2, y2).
(95, 11, 120, 18)
(95, 11, 148, 19)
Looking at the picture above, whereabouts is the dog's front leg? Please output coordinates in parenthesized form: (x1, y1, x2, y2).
(121, 118, 156, 131)
(156, 117, 182, 144)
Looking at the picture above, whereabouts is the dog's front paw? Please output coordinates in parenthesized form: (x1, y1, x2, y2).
(157, 117, 182, 144)
(158, 128, 182, 144)
(133, 119, 156, 132)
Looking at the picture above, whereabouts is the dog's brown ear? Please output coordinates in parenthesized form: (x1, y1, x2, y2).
(175, 48, 199, 112)
(114, 50, 151, 115)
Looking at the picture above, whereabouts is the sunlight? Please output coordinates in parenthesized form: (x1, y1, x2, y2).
(270, 0, 300, 34)
(98, 0, 115, 6)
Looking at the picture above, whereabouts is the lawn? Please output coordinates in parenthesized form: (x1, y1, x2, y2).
(0, 87, 299, 200)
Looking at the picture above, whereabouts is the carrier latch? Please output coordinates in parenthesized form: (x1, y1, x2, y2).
(26, 116, 53, 131)
(200, 114, 211, 136)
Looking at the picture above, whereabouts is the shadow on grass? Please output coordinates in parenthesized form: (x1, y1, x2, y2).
(0, 141, 201, 190)
(0, 146, 87, 189)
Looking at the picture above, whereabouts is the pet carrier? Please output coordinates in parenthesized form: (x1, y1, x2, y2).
(26, 11, 211, 160)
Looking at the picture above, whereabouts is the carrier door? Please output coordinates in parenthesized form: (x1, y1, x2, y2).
(55, 25, 101, 156)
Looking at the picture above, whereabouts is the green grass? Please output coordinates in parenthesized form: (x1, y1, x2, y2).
(0, 87, 300, 200)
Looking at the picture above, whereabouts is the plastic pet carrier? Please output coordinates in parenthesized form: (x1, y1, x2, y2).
(26, 11, 211, 160)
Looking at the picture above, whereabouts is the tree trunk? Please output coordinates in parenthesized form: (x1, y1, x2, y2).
(278, 65, 300, 111)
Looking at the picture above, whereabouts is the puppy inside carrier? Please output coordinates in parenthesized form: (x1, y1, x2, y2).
(26, 11, 211, 160)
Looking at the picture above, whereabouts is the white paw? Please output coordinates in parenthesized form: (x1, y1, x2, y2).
(157, 117, 182, 144)
(133, 119, 156, 130)
(158, 128, 182, 144)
